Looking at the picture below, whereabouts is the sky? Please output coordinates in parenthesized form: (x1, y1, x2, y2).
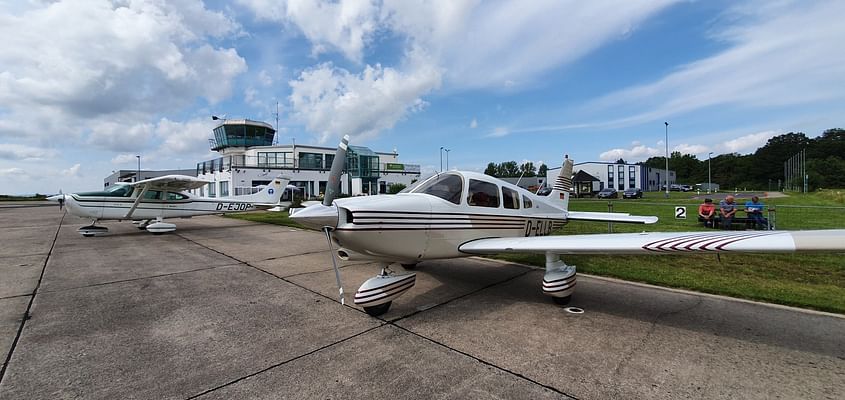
(1, 0, 844, 194)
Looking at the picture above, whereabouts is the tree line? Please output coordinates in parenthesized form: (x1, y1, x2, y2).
(640, 128, 844, 191)
(484, 128, 844, 191)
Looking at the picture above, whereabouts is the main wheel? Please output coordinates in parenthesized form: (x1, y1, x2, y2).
(552, 296, 572, 306)
(363, 301, 392, 316)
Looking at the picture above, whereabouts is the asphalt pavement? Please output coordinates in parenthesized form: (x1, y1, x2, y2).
(0, 204, 843, 399)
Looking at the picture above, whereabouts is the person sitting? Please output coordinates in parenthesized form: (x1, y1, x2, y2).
(744, 195, 768, 230)
(719, 195, 737, 230)
(698, 198, 716, 228)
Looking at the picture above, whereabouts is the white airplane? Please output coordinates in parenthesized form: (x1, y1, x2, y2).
(50, 174, 291, 236)
(291, 136, 845, 316)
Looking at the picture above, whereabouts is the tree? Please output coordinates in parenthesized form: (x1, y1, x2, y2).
(498, 161, 520, 177)
(519, 162, 537, 177)
(615, 158, 627, 164)
(387, 183, 407, 194)
(484, 162, 497, 176)
(538, 164, 548, 177)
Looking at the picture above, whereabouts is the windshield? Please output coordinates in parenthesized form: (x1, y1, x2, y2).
(77, 184, 134, 197)
(409, 173, 463, 204)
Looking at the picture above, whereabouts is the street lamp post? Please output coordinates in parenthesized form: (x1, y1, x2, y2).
(708, 152, 713, 194)
(445, 148, 450, 170)
(664, 122, 669, 198)
(439, 146, 444, 172)
(136, 155, 141, 182)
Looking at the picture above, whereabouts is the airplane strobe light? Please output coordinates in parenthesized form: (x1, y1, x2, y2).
(49, 175, 292, 236)
(291, 136, 845, 317)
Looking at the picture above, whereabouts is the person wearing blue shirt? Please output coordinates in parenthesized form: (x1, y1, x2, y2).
(744, 195, 768, 230)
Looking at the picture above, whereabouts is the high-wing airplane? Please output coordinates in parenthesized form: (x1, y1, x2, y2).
(50, 174, 291, 236)
(291, 136, 845, 317)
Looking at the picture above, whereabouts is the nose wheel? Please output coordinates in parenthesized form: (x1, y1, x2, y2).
(354, 265, 416, 317)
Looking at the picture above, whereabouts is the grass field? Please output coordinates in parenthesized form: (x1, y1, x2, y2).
(228, 190, 845, 314)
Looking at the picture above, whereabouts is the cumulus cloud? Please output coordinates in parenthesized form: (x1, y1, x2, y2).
(288, 50, 442, 143)
(0, 144, 58, 161)
(718, 130, 777, 154)
(0, 0, 246, 150)
(61, 163, 82, 178)
(469, 118, 478, 129)
(598, 130, 780, 161)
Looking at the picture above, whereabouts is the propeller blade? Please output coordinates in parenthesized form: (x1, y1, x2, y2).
(323, 135, 350, 206)
(323, 227, 345, 305)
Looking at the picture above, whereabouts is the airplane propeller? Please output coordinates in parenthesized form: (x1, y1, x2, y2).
(46, 190, 65, 211)
(319, 135, 349, 305)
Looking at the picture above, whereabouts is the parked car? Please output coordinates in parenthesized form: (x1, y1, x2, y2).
(537, 187, 552, 196)
(680, 184, 693, 192)
(597, 188, 618, 199)
(669, 184, 682, 191)
(622, 188, 643, 199)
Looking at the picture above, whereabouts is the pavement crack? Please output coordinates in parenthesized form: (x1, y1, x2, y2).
(37, 264, 240, 294)
(0, 212, 64, 385)
(184, 324, 385, 400)
(611, 295, 705, 379)
(390, 323, 579, 399)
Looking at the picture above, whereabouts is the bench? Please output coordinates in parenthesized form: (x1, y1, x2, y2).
(698, 215, 769, 230)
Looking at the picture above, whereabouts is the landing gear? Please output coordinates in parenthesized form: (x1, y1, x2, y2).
(354, 264, 416, 317)
(78, 220, 108, 237)
(552, 296, 572, 306)
(136, 219, 152, 230)
(145, 217, 176, 234)
(363, 302, 392, 316)
(543, 253, 577, 306)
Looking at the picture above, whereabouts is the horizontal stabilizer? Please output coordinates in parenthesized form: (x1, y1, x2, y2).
(567, 211, 658, 224)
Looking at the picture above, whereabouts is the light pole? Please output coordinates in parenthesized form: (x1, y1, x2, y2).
(707, 152, 713, 194)
(664, 121, 669, 198)
(136, 155, 141, 182)
(445, 148, 450, 170)
(439, 146, 444, 172)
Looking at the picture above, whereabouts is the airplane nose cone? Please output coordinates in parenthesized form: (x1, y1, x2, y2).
(290, 204, 339, 230)
(46, 194, 65, 202)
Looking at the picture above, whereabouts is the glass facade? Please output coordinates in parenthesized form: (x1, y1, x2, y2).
(210, 121, 275, 150)
(298, 152, 324, 169)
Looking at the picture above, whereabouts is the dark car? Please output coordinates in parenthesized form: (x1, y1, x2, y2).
(597, 188, 618, 199)
(622, 188, 643, 199)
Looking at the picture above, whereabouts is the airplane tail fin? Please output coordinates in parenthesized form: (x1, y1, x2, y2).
(234, 175, 291, 204)
(548, 155, 573, 211)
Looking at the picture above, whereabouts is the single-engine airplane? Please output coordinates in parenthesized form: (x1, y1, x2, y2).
(49, 174, 291, 236)
(291, 136, 845, 316)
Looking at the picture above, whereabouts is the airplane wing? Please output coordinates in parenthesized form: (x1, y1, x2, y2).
(566, 211, 658, 224)
(459, 230, 845, 255)
(131, 175, 211, 191)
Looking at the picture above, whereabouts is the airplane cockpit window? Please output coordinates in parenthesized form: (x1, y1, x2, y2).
(467, 179, 500, 208)
(411, 173, 463, 204)
(165, 192, 189, 201)
(79, 185, 134, 197)
(523, 195, 533, 209)
(502, 187, 520, 209)
(142, 190, 162, 200)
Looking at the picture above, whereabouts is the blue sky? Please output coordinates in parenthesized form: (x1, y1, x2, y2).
(1, 0, 843, 194)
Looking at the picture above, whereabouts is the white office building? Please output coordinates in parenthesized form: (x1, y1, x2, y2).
(194, 119, 420, 199)
(547, 162, 676, 193)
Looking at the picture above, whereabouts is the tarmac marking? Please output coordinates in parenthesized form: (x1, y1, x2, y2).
(0, 212, 63, 385)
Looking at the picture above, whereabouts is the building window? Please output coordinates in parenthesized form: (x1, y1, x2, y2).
(220, 181, 229, 197)
(208, 183, 216, 198)
(629, 166, 636, 188)
(298, 152, 323, 169)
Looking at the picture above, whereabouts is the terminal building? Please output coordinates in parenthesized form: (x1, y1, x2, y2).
(194, 119, 420, 198)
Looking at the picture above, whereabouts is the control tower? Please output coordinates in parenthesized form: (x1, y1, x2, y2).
(209, 119, 275, 154)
